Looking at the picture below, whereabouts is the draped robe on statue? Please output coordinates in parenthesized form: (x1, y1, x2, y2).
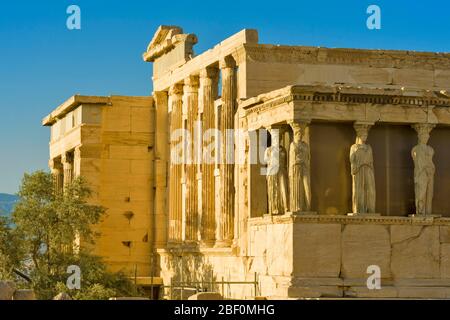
(411, 144, 435, 215)
(289, 141, 311, 212)
(265, 145, 289, 215)
(350, 143, 376, 214)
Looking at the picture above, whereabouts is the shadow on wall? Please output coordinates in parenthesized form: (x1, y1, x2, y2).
(162, 245, 217, 300)
(310, 123, 450, 217)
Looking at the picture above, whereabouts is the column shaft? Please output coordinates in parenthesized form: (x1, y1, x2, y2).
(62, 153, 73, 188)
(218, 57, 236, 246)
(183, 76, 199, 242)
(200, 68, 218, 246)
(168, 85, 184, 242)
(49, 159, 63, 194)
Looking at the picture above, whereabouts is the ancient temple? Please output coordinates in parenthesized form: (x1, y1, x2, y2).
(43, 25, 450, 298)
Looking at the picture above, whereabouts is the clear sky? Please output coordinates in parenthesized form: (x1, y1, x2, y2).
(0, 0, 449, 194)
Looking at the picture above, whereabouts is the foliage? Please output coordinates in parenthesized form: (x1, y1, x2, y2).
(0, 216, 25, 279)
(0, 170, 143, 300)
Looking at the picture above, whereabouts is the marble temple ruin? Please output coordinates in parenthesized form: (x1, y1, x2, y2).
(42, 25, 450, 299)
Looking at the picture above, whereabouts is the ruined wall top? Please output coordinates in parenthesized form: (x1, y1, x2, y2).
(144, 26, 450, 94)
(143, 25, 198, 79)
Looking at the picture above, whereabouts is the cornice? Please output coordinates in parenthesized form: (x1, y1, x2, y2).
(243, 44, 450, 70)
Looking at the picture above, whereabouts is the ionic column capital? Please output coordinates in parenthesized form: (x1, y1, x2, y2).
(49, 158, 62, 172)
(169, 83, 184, 98)
(219, 55, 236, 69)
(74, 146, 82, 159)
(200, 67, 219, 81)
(61, 152, 72, 164)
(183, 75, 199, 92)
(153, 90, 168, 102)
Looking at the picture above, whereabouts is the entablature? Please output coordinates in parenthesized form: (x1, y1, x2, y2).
(242, 85, 450, 130)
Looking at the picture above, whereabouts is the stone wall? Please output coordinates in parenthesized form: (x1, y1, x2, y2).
(243, 44, 450, 98)
(45, 95, 156, 277)
(248, 215, 450, 299)
(0, 281, 36, 300)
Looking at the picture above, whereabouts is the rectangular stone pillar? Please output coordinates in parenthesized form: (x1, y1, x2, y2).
(217, 56, 237, 247)
(49, 158, 63, 194)
(61, 152, 73, 188)
(154, 91, 169, 248)
(199, 67, 219, 246)
(168, 84, 184, 243)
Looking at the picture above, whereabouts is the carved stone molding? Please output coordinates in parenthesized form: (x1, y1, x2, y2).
(248, 214, 450, 226)
(243, 44, 450, 70)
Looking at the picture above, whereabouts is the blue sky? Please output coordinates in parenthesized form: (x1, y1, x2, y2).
(0, 0, 449, 194)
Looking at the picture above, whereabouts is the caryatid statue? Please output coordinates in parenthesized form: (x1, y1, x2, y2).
(350, 123, 376, 214)
(411, 124, 436, 215)
(264, 127, 289, 215)
(289, 121, 311, 212)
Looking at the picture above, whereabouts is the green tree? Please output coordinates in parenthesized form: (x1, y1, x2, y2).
(0, 216, 25, 279)
(9, 170, 142, 299)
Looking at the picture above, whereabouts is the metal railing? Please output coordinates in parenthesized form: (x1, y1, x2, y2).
(160, 272, 260, 300)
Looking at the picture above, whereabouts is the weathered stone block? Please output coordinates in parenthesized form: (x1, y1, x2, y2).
(0, 281, 15, 300)
(435, 69, 450, 88)
(440, 243, 450, 278)
(293, 223, 341, 278)
(392, 68, 434, 88)
(391, 225, 440, 279)
(13, 289, 36, 300)
(440, 226, 450, 243)
(342, 225, 391, 279)
(286, 285, 343, 298)
(188, 292, 222, 300)
(344, 286, 398, 298)
(265, 223, 293, 276)
(396, 287, 448, 299)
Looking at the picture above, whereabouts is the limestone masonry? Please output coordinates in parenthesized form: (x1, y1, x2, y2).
(43, 25, 450, 299)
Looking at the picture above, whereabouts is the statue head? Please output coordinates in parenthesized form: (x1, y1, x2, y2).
(412, 124, 434, 145)
(268, 128, 280, 147)
(354, 123, 371, 144)
(290, 121, 308, 143)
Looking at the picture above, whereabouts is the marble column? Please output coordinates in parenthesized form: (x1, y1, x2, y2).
(62, 152, 73, 188)
(288, 121, 312, 213)
(411, 123, 436, 216)
(199, 67, 219, 246)
(217, 56, 236, 246)
(168, 84, 184, 243)
(183, 76, 199, 242)
(49, 158, 63, 194)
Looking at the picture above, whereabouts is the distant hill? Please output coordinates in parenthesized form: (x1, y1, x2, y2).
(0, 193, 19, 217)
